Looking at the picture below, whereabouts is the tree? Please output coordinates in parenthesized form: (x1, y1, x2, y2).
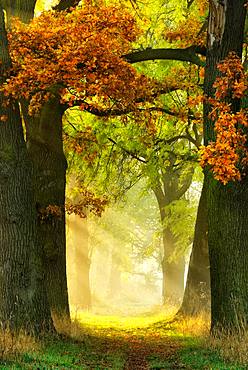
(64, 103, 199, 305)
(3, 0, 70, 319)
(153, 162, 194, 304)
(124, 1, 248, 330)
(202, 0, 248, 333)
(0, 3, 53, 333)
(140, 0, 248, 328)
(4, 0, 214, 321)
(1, 0, 36, 26)
(24, 94, 70, 318)
(5, 2, 158, 317)
(88, 183, 162, 308)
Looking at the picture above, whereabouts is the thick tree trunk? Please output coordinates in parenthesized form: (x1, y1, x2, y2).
(67, 214, 91, 310)
(0, 6, 53, 333)
(204, 0, 248, 332)
(162, 228, 185, 305)
(6, 0, 70, 319)
(24, 96, 70, 318)
(178, 179, 210, 316)
(208, 177, 248, 332)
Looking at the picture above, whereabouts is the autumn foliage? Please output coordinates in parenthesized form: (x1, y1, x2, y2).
(38, 190, 108, 220)
(3, 5, 157, 116)
(66, 188, 108, 218)
(200, 53, 248, 184)
(164, 0, 208, 47)
(63, 126, 99, 163)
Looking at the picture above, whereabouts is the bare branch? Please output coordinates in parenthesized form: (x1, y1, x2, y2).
(81, 104, 180, 118)
(107, 137, 148, 163)
(124, 46, 206, 66)
(155, 134, 195, 146)
(53, 0, 80, 11)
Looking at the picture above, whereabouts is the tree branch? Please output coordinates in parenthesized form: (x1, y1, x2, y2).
(155, 134, 195, 146)
(75, 103, 181, 118)
(124, 46, 206, 66)
(107, 137, 148, 163)
(53, 0, 80, 11)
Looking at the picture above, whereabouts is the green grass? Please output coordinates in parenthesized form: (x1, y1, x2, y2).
(0, 310, 246, 369)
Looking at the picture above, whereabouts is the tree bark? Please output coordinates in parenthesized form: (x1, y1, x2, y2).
(5, 0, 70, 319)
(0, 5, 53, 333)
(124, 46, 205, 66)
(53, 0, 80, 11)
(204, 0, 248, 333)
(23, 96, 70, 318)
(178, 179, 210, 316)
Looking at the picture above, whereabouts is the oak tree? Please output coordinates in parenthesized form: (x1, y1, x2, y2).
(0, 3, 53, 333)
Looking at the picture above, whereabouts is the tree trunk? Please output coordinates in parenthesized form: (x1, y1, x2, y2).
(6, 0, 70, 319)
(0, 6, 53, 333)
(2, 0, 36, 26)
(67, 214, 91, 310)
(178, 179, 210, 316)
(204, 0, 248, 333)
(162, 228, 185, 305)
(24, 96, 70, 318)
(152, 166, 193, 306)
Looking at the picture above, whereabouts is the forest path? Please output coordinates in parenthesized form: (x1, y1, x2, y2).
(74, 310, 191, 369)
(3, 310, 226, 369)
(123, 334, 182, 369)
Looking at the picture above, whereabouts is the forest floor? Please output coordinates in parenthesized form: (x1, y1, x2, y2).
(0, 308, 246, 369)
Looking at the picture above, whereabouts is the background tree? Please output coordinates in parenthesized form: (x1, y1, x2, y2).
(88, 182, 163, 311)
(64, 101, 200, 306)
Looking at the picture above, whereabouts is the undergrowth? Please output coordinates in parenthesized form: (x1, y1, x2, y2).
(0, 308, 247, 369)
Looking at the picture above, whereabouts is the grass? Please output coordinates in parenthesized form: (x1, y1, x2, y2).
(0, 308, 247, 369)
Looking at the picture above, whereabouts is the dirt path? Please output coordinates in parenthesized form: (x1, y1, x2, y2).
(123, 336, 182, 370)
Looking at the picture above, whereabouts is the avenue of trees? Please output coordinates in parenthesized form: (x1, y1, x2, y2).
(0, 0, 247, 337)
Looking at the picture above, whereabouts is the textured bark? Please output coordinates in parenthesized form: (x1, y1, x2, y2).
(6, 0, 70, 319)
(53, 0, 80, 11)
(23, 96, 70, 318)
(0, 6, 53, 333)
(124, 46, 205, 66)
(67, 214, 91, 310)
(204, 0, 248, 333)
(179, 179, 210, 316)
